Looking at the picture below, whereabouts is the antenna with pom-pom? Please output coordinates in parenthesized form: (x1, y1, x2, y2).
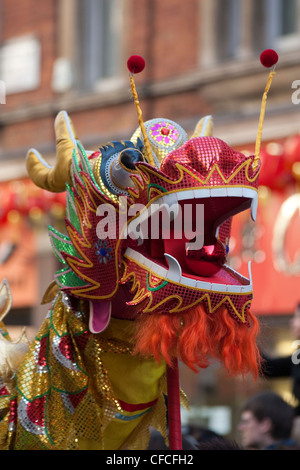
(127, 55, 154, 166)
(253, 49, 279, 169)
(127, 56, 183, 450)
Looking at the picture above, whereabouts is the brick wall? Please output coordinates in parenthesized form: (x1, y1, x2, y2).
(1, 0, 57, 109)
(126, 0, 199, 81)
(0, 0, 204, 164)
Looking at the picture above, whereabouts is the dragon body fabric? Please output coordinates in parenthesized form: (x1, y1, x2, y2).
(0, 108, 261, 450)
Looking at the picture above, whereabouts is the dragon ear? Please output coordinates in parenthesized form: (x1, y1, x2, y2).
(191, 115, 214, 138)
(0, 279, 12, 322)
(26, 110, 78, 192)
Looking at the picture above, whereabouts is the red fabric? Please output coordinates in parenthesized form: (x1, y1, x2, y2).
(118, 398, 158, 412)
(127, 55, 145, 74)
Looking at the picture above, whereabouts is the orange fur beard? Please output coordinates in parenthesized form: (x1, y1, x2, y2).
(134, 304, 260, 378)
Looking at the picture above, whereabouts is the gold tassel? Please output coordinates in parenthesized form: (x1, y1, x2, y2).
(253, 69, 276, 169)
(129, 75, 155, 166)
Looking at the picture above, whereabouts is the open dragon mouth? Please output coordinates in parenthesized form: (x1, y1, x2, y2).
(124, 187, 258, 294)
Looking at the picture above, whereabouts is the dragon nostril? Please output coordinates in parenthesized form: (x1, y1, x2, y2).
(120, 149, 143, 170)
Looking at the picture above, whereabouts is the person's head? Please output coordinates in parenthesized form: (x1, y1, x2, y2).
(290, 302, 300, 339)
(238, 392, 295, 449)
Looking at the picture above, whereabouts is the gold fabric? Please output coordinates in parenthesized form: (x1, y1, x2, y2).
(0, 293, 167, 450)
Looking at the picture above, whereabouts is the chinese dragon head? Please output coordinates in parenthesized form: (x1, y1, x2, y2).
(26, 107, 260, 376)
(0, 51, 278, 451)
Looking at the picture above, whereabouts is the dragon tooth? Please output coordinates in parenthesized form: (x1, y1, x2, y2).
(195, 280, 212, 291)
(164, 253, 182, 283)
(251, 193, 258, 221)
(176, 190, 194, 201)
(181, 276, 197, 288)
(248, 260, 253, 288)
(227, 188, 243, 197)
(193, 188, 210, 199)
(210, 188, 227, 197)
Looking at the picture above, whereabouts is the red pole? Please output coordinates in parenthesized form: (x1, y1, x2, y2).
(166, 358, 182, 450)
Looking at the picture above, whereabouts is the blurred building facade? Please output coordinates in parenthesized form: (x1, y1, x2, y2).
(0, 0, 300, 442)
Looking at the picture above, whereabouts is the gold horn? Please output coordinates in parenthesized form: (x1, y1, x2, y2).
(26, 110, 78, 192)
(191, 115, 214, 138)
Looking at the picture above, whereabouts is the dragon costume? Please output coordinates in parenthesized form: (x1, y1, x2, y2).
(0, 52, 278, 450)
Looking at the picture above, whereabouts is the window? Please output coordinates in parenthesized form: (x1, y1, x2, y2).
(210, 0, 300, 65)
(252, 0, 298, 52)
(76, 0, 124, 92)
(281, 0, 297, 36)
(0, 35, 41, 94)
(216, 0, 240, 61)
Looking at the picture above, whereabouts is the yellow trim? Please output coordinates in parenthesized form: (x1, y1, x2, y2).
(254, 69, 276, 169)
(123, 183, 258, 242)
(128, 158, 259, 205)
(93, 153, 119, 204)
(63, 197, 122, 300)
(130, 75, 154, 166)
(137, 158, 260, 188)
(123, 253, 252, 297)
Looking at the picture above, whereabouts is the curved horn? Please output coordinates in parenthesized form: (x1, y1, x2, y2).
(191, 115, 214, 138)
(26, 110, 78, 192)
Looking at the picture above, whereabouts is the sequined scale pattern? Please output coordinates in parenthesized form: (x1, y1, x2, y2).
(0, 294, 167, 450)
(122, 256, 252, 324)
(160, 137, 260, 186)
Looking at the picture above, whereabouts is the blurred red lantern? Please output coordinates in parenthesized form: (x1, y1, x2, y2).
(284, 135, 300, 174)
(259, 142, 289, 191)
(0, 179, 66, 227)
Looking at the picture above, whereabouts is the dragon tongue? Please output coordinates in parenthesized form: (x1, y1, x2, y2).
(89, 300, 112, 333)
(185, 240, 226, 277)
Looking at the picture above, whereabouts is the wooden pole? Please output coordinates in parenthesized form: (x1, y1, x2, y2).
(166, 358, 182, 450)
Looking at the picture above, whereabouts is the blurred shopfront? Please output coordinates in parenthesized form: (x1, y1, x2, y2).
(0, 179, 65, 339)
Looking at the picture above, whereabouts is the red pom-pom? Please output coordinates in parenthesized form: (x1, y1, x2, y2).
(127, 55, 145, 74)
(260, 49, 278, 68)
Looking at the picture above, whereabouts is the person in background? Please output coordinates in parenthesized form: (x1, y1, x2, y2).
(262, 302, 300, 415)
(197, 437, 242, 450)
(261, 302, 300, 442)
(238, 391, 296, 450)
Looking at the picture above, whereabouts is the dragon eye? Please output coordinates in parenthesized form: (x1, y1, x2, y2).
(120, 149, 144, 170)
(97, 140, 145, 197)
